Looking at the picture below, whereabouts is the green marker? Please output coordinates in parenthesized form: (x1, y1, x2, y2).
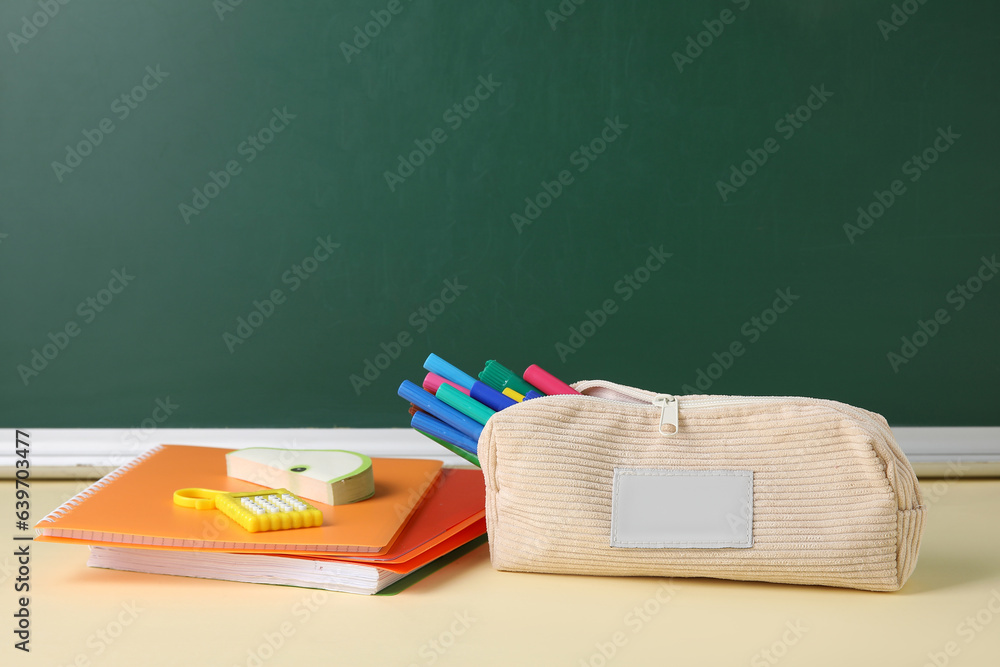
(479, 359, 537, 396)
(436, 383, 495, 426)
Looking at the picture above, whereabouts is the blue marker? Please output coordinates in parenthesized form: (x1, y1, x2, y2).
(524, 390, 545, 400)
(423, 353, 478, 391)
(470, 381, 517, 412)
(398, 380, 483, 441)
(412, 412, 479, 454)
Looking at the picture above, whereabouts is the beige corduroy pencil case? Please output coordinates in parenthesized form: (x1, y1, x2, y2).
(478, 379, 925, 592)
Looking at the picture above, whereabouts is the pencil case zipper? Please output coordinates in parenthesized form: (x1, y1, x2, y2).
(503, 378, 916, 510)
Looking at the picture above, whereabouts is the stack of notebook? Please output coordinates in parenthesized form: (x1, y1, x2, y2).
(35, 445, 486, 595)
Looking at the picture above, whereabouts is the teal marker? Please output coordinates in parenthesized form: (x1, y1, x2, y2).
(436, 383, 495, 426)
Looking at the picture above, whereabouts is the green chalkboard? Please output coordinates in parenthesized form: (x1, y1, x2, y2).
(1, 0, 997, 429)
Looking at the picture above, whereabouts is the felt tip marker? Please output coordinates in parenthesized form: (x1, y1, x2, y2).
(414, 427, 480, 467)
(470, 381, 517, 411)
(423, 354, 478, 391)
(479, 360, 538, 396)
(411, 412, 479, 456)
(398, 380, 484, 441)
(523, 364, 579, 395)
(502, 388, 525, 402)
(437, 383, 495, 426)
(423, 372, 471, 396)
(523, 390, 544, 400)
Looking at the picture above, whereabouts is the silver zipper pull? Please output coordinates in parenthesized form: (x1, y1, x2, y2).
(651, 394, 679, 435)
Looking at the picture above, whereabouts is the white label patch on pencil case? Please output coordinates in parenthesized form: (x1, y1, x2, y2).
(610, 469, 753, 548)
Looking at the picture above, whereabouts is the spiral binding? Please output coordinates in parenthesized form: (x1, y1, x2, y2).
(37, 445, 165, 527)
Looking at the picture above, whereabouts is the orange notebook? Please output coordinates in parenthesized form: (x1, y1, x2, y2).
(35, 445, 442, 555)
(84, 469, 487, 595)
(89, 469, 488, 581)
(291, 467, 486, 572)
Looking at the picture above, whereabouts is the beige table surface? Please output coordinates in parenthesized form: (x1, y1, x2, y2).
(3, 479, 999, 666)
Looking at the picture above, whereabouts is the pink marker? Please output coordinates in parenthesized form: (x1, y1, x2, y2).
(423, 372, 471, 396)
(523, 364, 579, 395)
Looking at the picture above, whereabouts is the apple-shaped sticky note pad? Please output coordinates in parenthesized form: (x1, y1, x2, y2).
(226, 448, 375, 506)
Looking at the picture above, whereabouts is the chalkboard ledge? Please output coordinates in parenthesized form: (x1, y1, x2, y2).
(1, 428, 997, 480)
